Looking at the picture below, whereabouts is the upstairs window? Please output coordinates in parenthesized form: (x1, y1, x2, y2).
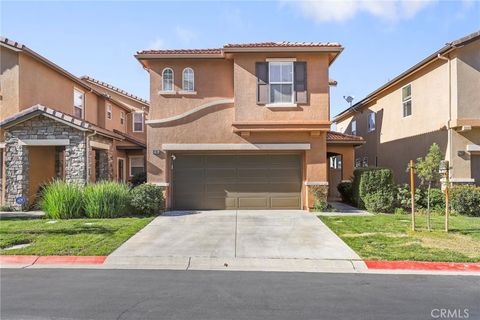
(182, 67, 194, 92)
(351, 120, 357, 136)
(402, 84, 412, 117)
(120, 111, 125, 125)
(73, 89, 85, 119)
(269, 62, 293, 104)
(133, 112, 144, 132)
(367, 112, 375, 132)
(162, 68, 174, 92)
(106, 104, 112, 120)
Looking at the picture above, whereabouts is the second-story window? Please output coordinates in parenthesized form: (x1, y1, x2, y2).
(120, 111, 125, 125)
(351, 120, 357, 136)
(367, 112, 375, 132)
(107, 104, 112, 120)
(182, 68, 194, 92)
(269, 62, 293, 104)
(402, 84, 412, 117)
(73, 89, 85, 119)
(162, 68, 174, 92)
(133, 112, 144, 132)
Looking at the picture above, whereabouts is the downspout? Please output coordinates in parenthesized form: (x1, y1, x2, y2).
(86, 130, 98, 183)
(437, 52, 452, 180)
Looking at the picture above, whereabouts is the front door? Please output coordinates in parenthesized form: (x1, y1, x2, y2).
(118, 158, 125, 182)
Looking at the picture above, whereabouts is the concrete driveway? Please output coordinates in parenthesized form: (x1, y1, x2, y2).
(107, 210, 360, 262)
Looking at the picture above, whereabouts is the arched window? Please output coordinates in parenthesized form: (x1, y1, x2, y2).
(162, 68, 174, 91)
(182, 67, 194, 92)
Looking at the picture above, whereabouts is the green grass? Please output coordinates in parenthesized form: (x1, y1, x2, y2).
(320, 214, 480, 262)
(0, 217, 153, 256)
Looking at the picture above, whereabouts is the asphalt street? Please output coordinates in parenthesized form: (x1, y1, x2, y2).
(1, 269, 479, 320)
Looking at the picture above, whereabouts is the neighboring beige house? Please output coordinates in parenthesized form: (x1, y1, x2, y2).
(136, 42, 363, 210)
(0, 37, 149, 209)
(334, 31, 480, 186)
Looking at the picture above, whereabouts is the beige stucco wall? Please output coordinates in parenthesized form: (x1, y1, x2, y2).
(233, 53, 330, 122)
(0, 46, 20, 123)
(455, 40, 480, 119)
(85, 80, 149, 113)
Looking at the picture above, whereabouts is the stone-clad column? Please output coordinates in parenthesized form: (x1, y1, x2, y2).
(4, 133, 29, 210)
(64, 132, 87, 184)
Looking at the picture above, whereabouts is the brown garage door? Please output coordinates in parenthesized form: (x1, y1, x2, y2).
(472, 154, 480, 186)
(173, 154, 302, 210)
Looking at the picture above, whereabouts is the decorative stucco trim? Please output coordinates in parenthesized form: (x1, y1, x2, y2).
(162, 143, 311, 151)
(18, 139, 70, 146)
(90, 141, 110, 150)
(442, 178, 476, 183)
(0, 142, 5, 148)
(466, 144, 480, 152)
(146, 99, 234, 125)
(305, 181, 329, 186)
(266, 58, 297, 62)
(151, 182, 170, 187)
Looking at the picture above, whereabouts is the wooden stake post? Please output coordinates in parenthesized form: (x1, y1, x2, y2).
(410, 160, 415, 231)
(445, 164, 450, 233)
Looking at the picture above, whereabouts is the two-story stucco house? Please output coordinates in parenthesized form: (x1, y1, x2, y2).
(136, 42, 363, 211)
(334, 31, 480, 186)
(0, 37, 149, 209)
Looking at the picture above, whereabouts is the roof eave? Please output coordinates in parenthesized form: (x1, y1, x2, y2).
(222, 47, 343, 53)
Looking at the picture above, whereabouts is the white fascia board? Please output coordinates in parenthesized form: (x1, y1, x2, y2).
(466, 144, 480, 152)
(162, 143, 311, 151)
(19, 139, 70, 146)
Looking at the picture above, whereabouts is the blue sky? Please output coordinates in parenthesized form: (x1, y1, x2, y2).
(1, 1, 479, 117)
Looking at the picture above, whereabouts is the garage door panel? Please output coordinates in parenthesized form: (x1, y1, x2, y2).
(173, 154, 302, 209)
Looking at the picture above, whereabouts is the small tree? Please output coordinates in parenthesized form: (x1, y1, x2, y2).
(415, 143, 442, 230)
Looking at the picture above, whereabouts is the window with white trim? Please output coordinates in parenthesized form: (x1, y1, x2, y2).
(73, 89, 84, 119)
(129, 156, 145, 176)
(269, 62, 293, 104)
(162, 68, 174, 92)
(120, 111, 125, 125)
(367, 112, 375, 132)
(106, 104, 112, 120)
(351, 120, 357, 136)
(402, 84, 412, 117)
(182, 67, 194, 92)
(362, 157, 368, 167)
(133, 112, 144, 132)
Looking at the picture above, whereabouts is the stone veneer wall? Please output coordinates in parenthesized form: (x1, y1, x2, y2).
(4, 116, 87, 209)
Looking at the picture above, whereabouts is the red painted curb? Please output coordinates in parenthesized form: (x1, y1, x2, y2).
(35, 256, 107, 264)
(0, 255, 39, 264)
(365, 260, 480, 272)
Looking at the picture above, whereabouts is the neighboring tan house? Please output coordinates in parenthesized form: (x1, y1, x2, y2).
(135, 42, 363, 211)
(334, 31, 480, 186)
(0, 37, 148, 209)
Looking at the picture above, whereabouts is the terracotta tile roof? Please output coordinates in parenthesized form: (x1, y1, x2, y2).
(137, 41, 342, 56)
(81, 76, 149, 106)
(0, 105, 124, 140)
(137, 48, 222, 55)
(224, 41, 342, 48)
(327, 131, 364, 143)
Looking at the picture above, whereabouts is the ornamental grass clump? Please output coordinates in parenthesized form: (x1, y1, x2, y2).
(83, 181, 130, 218)
(41, 180, 84, 219)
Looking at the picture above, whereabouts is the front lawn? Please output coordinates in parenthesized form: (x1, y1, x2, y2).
(0, 217, 154, 256)
(320, 214, 480, 262)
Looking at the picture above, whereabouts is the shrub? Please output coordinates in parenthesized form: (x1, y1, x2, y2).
(363, 190, 395, 213)
(394, 207, 408, 215)
(352, 167, 395, 210)
(396, 185, 444, 212)
(130, 184, 165, 215)
(0, 205, 15, 212)
(337, 181, 353, 204)
(131, 172, 147, 187)
(41, 181, 84, 219)
(450, 185, 480, 217)
(428, 188, 445, 212)
(83, 181, 131, 218)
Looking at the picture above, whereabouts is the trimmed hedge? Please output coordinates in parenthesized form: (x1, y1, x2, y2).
(130, 184, 165, 215)
(337, 181, 353, 204)
(450, 185, 480, 216)
(352, 167, 395, 212)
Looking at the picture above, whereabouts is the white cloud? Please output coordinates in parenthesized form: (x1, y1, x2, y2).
(146, 38, 165, 50)
(286, 0, 436, 23)
(175, 26, 197, 45)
